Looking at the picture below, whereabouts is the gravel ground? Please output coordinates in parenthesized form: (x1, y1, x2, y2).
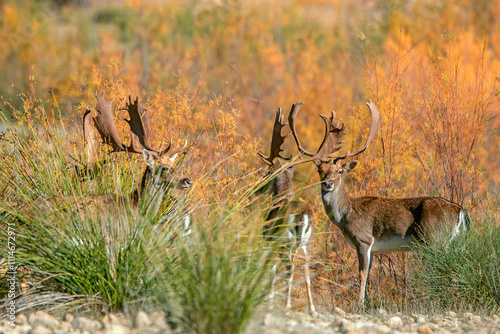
(1, 307, 499, 333)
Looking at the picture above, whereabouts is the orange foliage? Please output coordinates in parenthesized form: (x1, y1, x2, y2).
(1, 0, 499, 312)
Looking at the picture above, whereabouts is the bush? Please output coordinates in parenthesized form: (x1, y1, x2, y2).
(412, 221, 500, 313)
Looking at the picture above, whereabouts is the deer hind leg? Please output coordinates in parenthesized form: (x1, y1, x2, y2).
(357, 238, 374, 305)
(285, 251, 296, 309)
(302, 246, 316, 315)
(268, 262, 278, 304)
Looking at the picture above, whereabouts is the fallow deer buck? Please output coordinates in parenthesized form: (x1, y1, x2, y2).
(286, 100, 471, 305)
(26, 93, 192, 235)
(258, 107, 316, 315)
(80, 93, 193, 231)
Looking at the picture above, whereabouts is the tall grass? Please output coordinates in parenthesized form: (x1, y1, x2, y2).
(0, 103, 283, 333)
(155, 205, 278, 334)
(411, 221, 500, 313)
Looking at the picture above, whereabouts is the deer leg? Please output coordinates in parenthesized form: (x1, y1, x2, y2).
(302, 246, 316, 315)
(268, 262, 278, 303)
(285, 251, 296, 309)
(357, 238, 374, 305)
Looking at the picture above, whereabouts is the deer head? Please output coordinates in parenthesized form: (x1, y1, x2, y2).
(288, 100, 381, 192)
(84, 93, 192, 194)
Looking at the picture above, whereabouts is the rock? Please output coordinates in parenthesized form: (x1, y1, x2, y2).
(16, 324, 33, 334)
(415, 315, 426, 325)
(386, 316, 403, 329)
(28, 311, 60, 329)
(470, 315, 482, 325)
(445, 311, 457, 318)
(333, 307, 346, 317)
(417, 325, 433, 334)
(63, 313, 74, 323)
(73, 316, 102, 332)
(151, 311, 170, 330)
(60, 321, 74, 333)
(377, 308, 388, 318)
(102, 323, 131, 334)
(30, 325, 52, 334)
(17, 314, 28, 325)
(135, 311, 152, 327)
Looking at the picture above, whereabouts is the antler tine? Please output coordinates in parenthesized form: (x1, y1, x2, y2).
(288, 100, 316, 157)
(258, 107, 292, 166)
(120, 95, 158, 154)
(287, 101, 346, 167)
(92, 92, 126, 152)
(163, 139, 189, 157)
(332, 100, 381, 162)
(83, 109, 97, 163)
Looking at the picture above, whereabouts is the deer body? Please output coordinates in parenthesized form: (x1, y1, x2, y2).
(259, 109, 316, 315)
(288, 100, 470, 305)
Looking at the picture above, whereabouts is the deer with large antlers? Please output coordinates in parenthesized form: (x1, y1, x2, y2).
(31, 93, 193, 234)
(258, 107, 316, 315)
(287, 100, 470, 305)
(83, 93, 192, 207)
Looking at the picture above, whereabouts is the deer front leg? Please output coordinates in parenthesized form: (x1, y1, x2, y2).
(357, 238, 374, 305)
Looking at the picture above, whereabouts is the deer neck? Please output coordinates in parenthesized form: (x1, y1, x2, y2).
(271, 169, 294, 206)
(321, 178, 352, 227)
(134, 166, 167, 205)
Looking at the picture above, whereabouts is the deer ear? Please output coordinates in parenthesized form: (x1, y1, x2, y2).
(143, 149, 155, 168)
(342, 160, 358, 172)
(169, 153, 178, 164)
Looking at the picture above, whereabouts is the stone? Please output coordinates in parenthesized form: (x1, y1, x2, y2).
(30, 325, 52, 334)
(387, 316, 403, 329)
(445, 311, 457, 318)
(415, 315, 426, 325)
(60, 321, 74, 333)
(73, 316, 102, 332)
(16, 324, 33, 334)
(377, 308, 388, 318)
(17, 314, 28, 325)
(102, 323, 131, 334)
(471, 315, 482, 325)
(135, 311, 152, 327)
(333, 307, 346, 317)
(64, 314, 74, 323)
(417, 325, 433, 334)
(151, 311, 170, 330)
(28, 311, 60, 329)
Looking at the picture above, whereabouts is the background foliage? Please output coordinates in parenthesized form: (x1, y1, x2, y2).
(1, 0, 499, 318)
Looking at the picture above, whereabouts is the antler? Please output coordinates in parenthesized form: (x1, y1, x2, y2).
(92, 92, 126, 152)
(287, 100, 346, 167)
(86, 93, 189, 159)
(258, 107, 292, 166)
(288, 100, 380, 166)
(83, 109, 97, 163)
(332, 101, 381, 162)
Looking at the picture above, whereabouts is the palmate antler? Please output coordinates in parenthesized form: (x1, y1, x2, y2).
(84, 92, 188, 162)
(287, 100, 381, 166)
(258, 107, 292, 166)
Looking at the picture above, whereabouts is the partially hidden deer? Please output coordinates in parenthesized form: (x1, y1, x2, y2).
(258, 107, 316, 315)
(286, 100, 470, 305)
(34, 93, 192, 234)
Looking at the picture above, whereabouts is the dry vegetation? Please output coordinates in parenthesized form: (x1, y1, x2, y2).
(0, 0, 499, 327)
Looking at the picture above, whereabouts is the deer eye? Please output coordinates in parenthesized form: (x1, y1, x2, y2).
(338, 169, 343, 174)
